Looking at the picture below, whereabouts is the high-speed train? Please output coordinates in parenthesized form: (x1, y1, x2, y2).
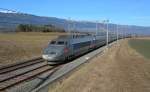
(42, 33, 125, 64)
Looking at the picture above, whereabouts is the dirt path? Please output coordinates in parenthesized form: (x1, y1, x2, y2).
(49, 39, 150, 92)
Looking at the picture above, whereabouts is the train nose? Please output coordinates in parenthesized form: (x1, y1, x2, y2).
(42, 54, 56, 60)
(43, 50, 63, 61)
(42, 51, 58, 60)
(42, 46, 64, 61)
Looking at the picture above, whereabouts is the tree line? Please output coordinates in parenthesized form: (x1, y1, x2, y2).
(16, 24, 65, 32)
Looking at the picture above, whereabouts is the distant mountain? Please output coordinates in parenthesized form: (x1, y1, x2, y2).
(0, 12, 150, 35)
(0, 12, 68, 31)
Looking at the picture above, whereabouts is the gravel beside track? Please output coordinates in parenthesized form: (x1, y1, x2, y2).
(0, 57, 61, 91)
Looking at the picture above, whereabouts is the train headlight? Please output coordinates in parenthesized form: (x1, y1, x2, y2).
(42, 54, 56, 60)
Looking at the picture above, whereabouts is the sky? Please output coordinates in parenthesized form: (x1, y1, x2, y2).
(0, 0, 150, 26)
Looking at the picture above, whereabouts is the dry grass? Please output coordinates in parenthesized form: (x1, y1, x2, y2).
(49, 39, 150, 92)
(0, 32, 66, 66)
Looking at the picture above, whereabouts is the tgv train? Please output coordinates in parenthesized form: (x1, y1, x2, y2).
(42, 33, 125, 64)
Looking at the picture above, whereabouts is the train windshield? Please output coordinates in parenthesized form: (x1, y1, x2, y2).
(49, 41, 67, 45)
(57, 41, 65, 45)
(50, 41, 56, 44)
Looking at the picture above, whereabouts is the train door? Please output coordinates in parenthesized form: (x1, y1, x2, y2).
(90, 36, 96, 49)
(68, 38, 74, 57)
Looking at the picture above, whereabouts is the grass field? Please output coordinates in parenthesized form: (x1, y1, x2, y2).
(129, 38, 150, 59)
(0, 32, 66, 66)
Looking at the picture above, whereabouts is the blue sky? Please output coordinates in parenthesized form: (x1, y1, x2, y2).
(0, 0, 150, 26)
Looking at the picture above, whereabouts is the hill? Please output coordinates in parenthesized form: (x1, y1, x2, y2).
(0, 12, 150, 35)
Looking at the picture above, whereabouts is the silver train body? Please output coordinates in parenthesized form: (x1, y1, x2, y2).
(42, 33, 128, 64)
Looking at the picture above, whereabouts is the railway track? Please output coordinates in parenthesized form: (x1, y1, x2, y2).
(0, 57, 61, 91)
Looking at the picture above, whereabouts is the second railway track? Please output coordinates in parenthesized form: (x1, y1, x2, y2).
(0, 57, 62, 91)
(0, 57, 43, 74)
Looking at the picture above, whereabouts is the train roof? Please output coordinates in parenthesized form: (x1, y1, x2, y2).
(56, 34, 92, 40)
(50, 34, 93, 44)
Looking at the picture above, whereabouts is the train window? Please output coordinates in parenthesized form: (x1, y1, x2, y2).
(57, 41, 65, 45)
(73, 41, 91, 50)
(50, 41, 56, 44)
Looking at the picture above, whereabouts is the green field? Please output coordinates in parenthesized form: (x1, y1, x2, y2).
(129, 39, 150, 59)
